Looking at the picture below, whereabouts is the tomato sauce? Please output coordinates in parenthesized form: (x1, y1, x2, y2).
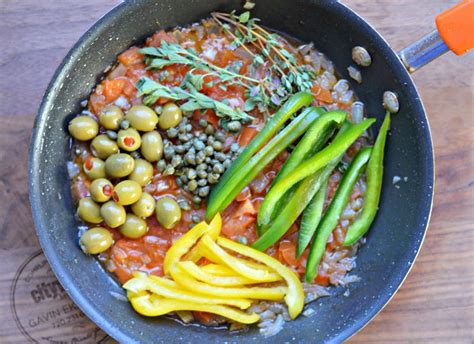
(72, 19, 363, 287)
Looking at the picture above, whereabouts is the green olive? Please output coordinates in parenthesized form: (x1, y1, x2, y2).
(117, 128, 141, 151)
(100, 105, 124, 130)
(129, 159, 153, 186)
(119, 214, 148, 239)
(77, 197, 103, 224)
(80, 227, 113, 254)
(89, 178, 114, 203)
(105, 153, 135, 178)
(83, 157, 106, 180)
(68, 116, 99, 141)
(159, 103, 182, 130)
(131, 193, 156, 218)
(113, 180, 142, 205)
(141, 131, 163, 162)
(100, 201, 126, 228)
(91, 134, 119, 159)
(155, 196, 181, 229)
(126, 105, 159, 132)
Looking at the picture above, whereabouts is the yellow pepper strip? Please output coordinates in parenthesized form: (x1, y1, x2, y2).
(163, 214, 222, 275)
(123, 274, 251, 309)
(178, 261, 267, 287)
(217, 237, 304, 319)
(130, 293, 260, 324)
(200, 264, 237, 276)
(171, 264, 286, 300)
(183, 214, 222, 262)
(197, 234, 279, 282)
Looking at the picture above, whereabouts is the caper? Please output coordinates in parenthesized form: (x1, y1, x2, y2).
(129, 159, 153, 186)
(79, 227, 113, 254)
(89, 178, 114, 203)
(196, 163, 207, 171)
(197, 178, 207, 186)
(214, 132, 225, 142)
(199, 119, 208, 127)
(120, 119, 130, 130)
(187, 169, 197, 180)
(223, 159, 232, 169)
(154, 105, 163, 114)
(196, 151, 206, 164)
(77, 197, 103, 224)
(215, 152, 226, 162)
(207, 136, 215, 144)
(178, 133, 190, 142)
(163, 165, 175, 176)
(176, 178, 183, 187)
(197, 170, 208, 179)
(164, 146, 175, 159)
(119, 214, 148, 239)
(192, 195, 202, 205)
(188, 180, 198, 191)
(157, 159, 167, 172)
(184, 153, 196, 165)
(194, 140, 205, 150)
(230, 143, 240, 152)
(175, 145, 185, 154)
(117, 128, 141, 151)
(126, 105, 159, 131)
(159, 102, 183, 130)
(131, 192, 156, 218)
(205, 125, 215, 135)
(203, 146, 214, 156)
(180, 174, 188, 183)
(91, 134, 119, 159)
(177, 199, 191, 211)
(227, 121, 242, 132)
(155, 197, 182, 229)
(205, 157, 212, 164)
(100, 105, 124, 130)
(105, 153, 135, 178)
(130, 150, 141, 160)
(212, 141, 223, 152)
(113, 180, 142, 206)
(192, 214, 200, 223)
(83, 157, 106, 180)
(383, 91, 399, 113)
(213, 163, 224, 174)
(100, 201, 126, 228)
(198, 133, 208, 141)
(167, 127, 178, 138)
(198, 186, 210, 197)
(185, 124, 192, 132)
(208, 173, 220, 184)
(106, 130, 118, 140)
(171, 155, 183, 167)
(69, 116, 99, 141)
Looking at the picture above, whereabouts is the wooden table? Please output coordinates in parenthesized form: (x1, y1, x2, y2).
(0, 0, 472, 342)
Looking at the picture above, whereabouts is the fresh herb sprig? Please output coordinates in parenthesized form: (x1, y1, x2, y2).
(136, 77, 252, 121)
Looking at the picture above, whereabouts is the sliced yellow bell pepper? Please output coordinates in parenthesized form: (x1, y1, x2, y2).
(130, 293, 260, 324)
(163, 214, 221, 275)
(171, 264, 286, 300)
(183, 214, 222, 262)
(123, 274, 251, 309)
(217, 237, 304, 319)
(197, 234, 281, 282)
(200, 263, 237, 276)
(178, 261, 270, 287)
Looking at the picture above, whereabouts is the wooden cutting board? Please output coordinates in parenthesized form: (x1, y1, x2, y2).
(0, 0, 472, 343)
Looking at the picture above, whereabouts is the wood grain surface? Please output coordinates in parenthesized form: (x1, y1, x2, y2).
(0, 0, 472, 343)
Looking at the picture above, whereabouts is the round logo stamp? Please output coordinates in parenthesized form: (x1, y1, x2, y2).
(10, 250, 114, 343)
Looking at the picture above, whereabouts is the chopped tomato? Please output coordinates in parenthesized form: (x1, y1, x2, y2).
(202, 109, 219, 125)
(239, 127, 258, 146)
(222, 215, 256, 237)
(89, 86, 106, 115)
(146, 30, 177, 47)
(193, 312, 216, 325)
(311, 84, 333, 103)
(118, 47, 144, 66)
(103, 79, 126, 103)
(278, 241, 301, 267)
(236, 186, 251, 202)
(234, 199, 257, 217)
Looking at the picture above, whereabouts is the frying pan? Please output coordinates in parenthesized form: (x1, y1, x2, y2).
(28, 0, 474, 342)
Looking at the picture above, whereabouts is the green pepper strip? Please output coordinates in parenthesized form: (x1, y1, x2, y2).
(256, 118, 376, 229)
(252, 122, 353, 251)
(305, 146, 373, 282)
(343, 114, 390, 246)
(257, 111, 347, 229)
(207, 106, 323, 219)
(297, 177, 329, 257)
(206, 92, 313, 221)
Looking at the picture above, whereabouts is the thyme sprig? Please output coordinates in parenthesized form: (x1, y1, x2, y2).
(136, 77, 252, 121)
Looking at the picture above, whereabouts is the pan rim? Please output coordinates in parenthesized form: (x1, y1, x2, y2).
(28, 1, 435, 343)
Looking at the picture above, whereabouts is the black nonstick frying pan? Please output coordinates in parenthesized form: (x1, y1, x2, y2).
(29, 0, 474, 342)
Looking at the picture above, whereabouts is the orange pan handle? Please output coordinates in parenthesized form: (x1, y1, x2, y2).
(399, 0, 474, 73)
(436, 0, 474, 55)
